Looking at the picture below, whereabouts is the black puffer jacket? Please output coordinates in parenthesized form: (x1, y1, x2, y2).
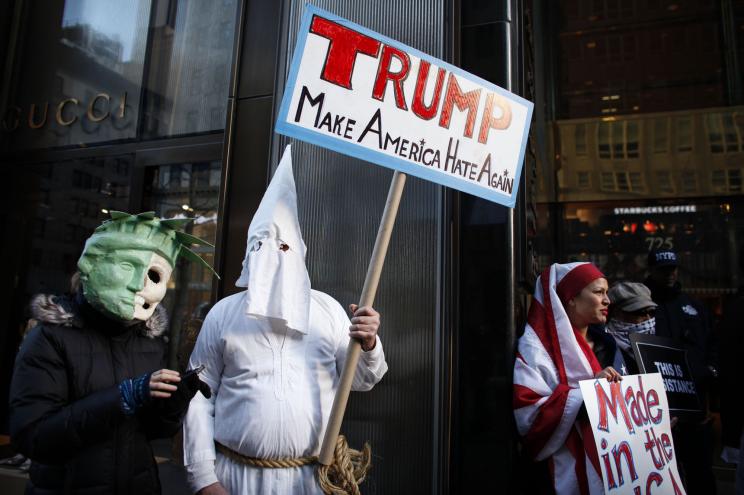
(9, 293, 183, 494)
(644, 277, 717, 389)
(718, 286, 743, 447)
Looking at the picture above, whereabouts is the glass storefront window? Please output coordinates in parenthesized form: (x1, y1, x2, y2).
(553, 200, 742, 290)
(531, 0, 744, 360)
(0, 0, 230, 451)
(30, 158, 133, 292)
(1, 0, 150, 150)
(2, 154, 220, 371)
(140, 0, 238, 138)
(528, 2, 744, 400)
(0, 0, 239, 151)
(143, 160, 220, 367)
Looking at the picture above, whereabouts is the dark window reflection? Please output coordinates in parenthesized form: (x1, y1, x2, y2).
(6, 156, 133, 299)
(0, 153, 221, 428)
(142, 160, 220, 368)
(530, 2, 744, 489)
(1, 0, 238, 151)
(534, 200, 744, 302)
(2, 0, 150, 150)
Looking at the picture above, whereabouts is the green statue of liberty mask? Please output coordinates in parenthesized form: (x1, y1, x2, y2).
(77, 211, 219, 322)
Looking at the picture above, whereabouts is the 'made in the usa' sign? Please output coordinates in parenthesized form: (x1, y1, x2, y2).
(276, 5, 533, 207)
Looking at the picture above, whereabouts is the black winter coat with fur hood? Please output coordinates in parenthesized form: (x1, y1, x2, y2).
(9, 293, 182, 495)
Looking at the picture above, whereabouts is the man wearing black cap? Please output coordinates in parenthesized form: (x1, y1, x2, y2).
(645, 249, 718, 494)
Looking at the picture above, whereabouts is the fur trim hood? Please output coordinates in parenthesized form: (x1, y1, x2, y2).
(30, 294, 169, 339)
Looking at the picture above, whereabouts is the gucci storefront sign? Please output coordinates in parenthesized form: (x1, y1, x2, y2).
(2, 92, 127, 132)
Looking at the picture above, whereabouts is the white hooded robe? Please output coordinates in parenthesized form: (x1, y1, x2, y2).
(182, 146, 388, 494)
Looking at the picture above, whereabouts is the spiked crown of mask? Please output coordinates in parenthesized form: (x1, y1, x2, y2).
(78, 211, 219, 277)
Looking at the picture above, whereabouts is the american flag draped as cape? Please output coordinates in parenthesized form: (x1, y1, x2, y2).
(513, 262, 605, 495)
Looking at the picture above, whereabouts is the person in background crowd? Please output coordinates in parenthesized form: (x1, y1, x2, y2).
(513, 262, 621, 495)
(585, 318, 626, 375)
(605, 281, 657, 375)
(9, 212, 213, 494)
(717, 249, 744, 495)
(645, 249, 718, 494)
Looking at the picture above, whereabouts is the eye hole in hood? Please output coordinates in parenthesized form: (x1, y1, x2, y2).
(236, 145, 307, 288)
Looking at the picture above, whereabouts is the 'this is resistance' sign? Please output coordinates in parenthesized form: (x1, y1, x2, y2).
(631, 334, 702, 416)
(276, 5, 533, 208)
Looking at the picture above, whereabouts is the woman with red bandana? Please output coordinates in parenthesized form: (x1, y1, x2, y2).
(513, 262, 621, 495)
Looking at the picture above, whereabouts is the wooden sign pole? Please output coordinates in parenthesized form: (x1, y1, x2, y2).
(318, 170, 407, 465)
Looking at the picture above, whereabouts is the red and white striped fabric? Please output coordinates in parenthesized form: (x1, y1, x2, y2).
(513, 262, 605, 495)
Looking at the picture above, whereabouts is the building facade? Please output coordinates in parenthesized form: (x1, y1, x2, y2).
(532, 0, 744, 309)
(1, 0, 742, 493)
(528, 2, 744, 489)
(0, 1, 528, 493)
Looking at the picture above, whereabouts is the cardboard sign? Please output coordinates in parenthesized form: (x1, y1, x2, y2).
(275, 5, 533, 207)
(630, 334, 701, 415)
(579, 373, 686, 495)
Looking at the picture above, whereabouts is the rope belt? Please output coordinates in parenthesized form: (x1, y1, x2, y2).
(215, 435, 371, 495)
(215, 442, 317, 469)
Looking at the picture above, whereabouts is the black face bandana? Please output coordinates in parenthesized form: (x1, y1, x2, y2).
(606, 317, 656, 352)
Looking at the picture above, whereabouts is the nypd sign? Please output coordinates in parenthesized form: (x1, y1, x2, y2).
(276, 5, 533, 207)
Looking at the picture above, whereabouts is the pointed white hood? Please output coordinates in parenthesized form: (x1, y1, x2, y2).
(235, 145, 311, 333)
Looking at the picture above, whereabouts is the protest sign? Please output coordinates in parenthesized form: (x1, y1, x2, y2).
(579, 373, 686, 495)
(631, 334, 701, 416)
(276, 5, 533, 207)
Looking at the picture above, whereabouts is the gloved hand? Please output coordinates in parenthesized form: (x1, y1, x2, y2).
(181, 367, 212, 400)
(158, 366, 211, 418)
(119, 372, 152, 415)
